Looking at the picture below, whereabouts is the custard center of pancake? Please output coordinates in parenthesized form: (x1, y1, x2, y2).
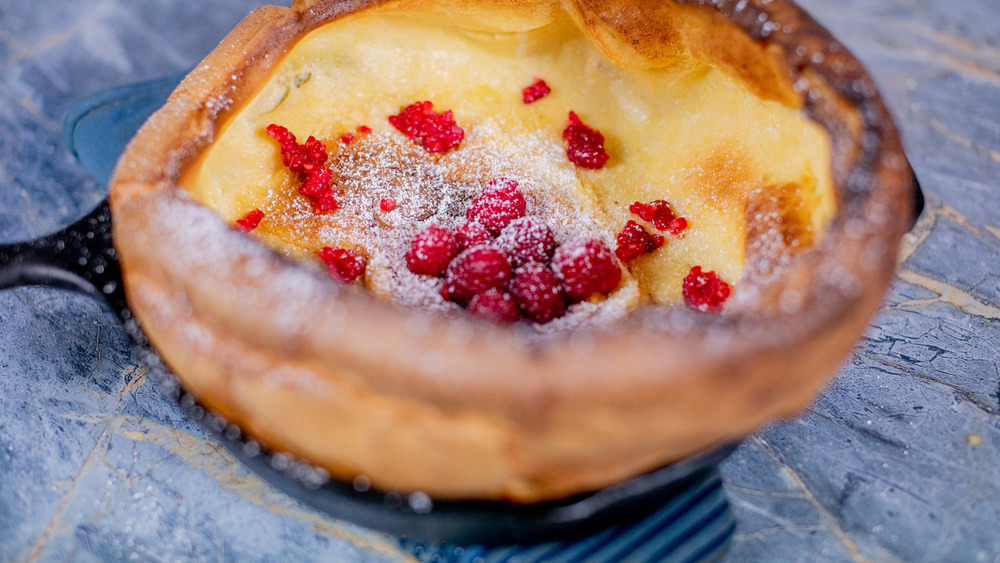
(184, 8, 834, 314)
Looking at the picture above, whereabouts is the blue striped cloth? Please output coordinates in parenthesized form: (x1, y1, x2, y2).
(399, 469, 733, 563)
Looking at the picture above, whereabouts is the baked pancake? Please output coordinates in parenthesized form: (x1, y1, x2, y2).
(110, 0, 918, 501)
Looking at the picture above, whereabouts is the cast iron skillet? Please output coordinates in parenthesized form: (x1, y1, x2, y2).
(0, 72, 923, 547)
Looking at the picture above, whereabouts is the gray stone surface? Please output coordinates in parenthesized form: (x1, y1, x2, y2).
(1, 0, 997, 561)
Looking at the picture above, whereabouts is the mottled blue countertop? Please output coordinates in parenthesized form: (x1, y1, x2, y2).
(1, 0, 998, 561)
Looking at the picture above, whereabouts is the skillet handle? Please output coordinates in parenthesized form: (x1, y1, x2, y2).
(0, 201, 128, 314)
(909, 171, 925, 228)
(0, 72, 185, 304)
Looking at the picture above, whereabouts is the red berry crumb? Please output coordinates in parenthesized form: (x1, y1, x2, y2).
(267, 124, 339, 215)
(551, 237, 621, 303)
(235, 209, 264, 232)
(357, 125, 372, 135)
(406, 224, 458, 277)
(496, 216, 557, 268)
(453, 221, 492, 252)
(682, 266, 731, 313)
(615, 220, 664, 262)
(466, 178, 527, 236)
(300, 166, 333, 196)
(444, 246, 512, 304)
(667, 217, 688, 236)
(388, 101, 465, 153)
(266, 124, 328, 174)
(510, 263, 565, 323)
(380, 198, 397, 212)
(319, 247, 365, 283)
(629, 200, 688, 234)
(467, 289, 520, 324)
(522, 79, 551, 104)
(563, 111, 609, 169)
(310, 193, 340, 215)
(341, 132, 356, 145)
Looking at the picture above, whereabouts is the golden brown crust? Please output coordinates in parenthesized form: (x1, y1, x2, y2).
(110, 0, 917, 501)
(561, 0, 801, 106)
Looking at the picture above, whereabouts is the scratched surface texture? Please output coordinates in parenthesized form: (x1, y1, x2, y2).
(0, 0, 997, 561)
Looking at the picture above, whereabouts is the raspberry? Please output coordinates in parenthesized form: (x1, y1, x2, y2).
(563, 112, 609, 169)
(388, 101, 464, 153)
(453, 221, 492, 252)
(510, 263, 565, 323)
(466, 178, 527, 235)
(615, 220, 664, 262)
(235, 209, 264, 232)
(319, 247, 365, 283)
(341, 132, 355, 145)
(380, 198, 397, 212)
(551, 237, 621, 303)
(682, 266, 731, 313)
(496, 216, 556, 267)
(467, 289, 520, 323)
(522, 79, 551, 104)
(357, 125, 372, 135)
(444, 246, 512, 304)
(406, 224, 459, 277)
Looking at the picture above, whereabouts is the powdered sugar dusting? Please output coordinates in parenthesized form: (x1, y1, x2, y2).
(244, 118, 634, 331)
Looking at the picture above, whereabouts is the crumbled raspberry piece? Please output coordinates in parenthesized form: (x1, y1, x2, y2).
(267, 125, 328, 174)
(667, 217, 688, 236)
(615, 220, 664, 262)
(235, 209, 264, 232)
(467, 289, 520, 323)
(551, 237, 621, 303)
(444, 246, 512, 304)
(294, 136, 328, 174)
(496, 216, 556, 267)
(522, 79, 551, 104)
(319, 247, 365, 283)
(453, 221, 492, 252)
(630, 200, 672, 226)
(466, 178, 527, 236)
(628, 201, 649, 221)
(380, 198, 397, 212)
(406, 224, 459, 277)
(682, 266, 730, 313)
(629, 200, 688, 234)
(300, 167, 333, 196)
(388, 101, 465, 153)
(310, 193, 340, 214)
(265, 124, 299, 163)
(341, 132, 356, 145)
(563, 112, 609, 169)
(510, 263, 565, 323)
(357, 125, 372, 135)
(267, 124, 339, 215)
